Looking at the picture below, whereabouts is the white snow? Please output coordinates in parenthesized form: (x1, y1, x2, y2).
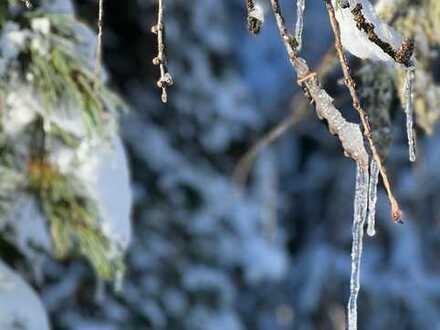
(249, 2, 265, 24)
(31, 18, 51, 35)
(75, 135, 133, 255)
(333, 0, 402, 62)
(0, 261, 50, 330)
(7, 197, 52, 279)
(3, 86, 39, 137)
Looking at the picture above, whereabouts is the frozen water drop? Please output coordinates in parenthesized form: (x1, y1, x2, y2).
(295, 0, 306, 51)
(404, 66, 416, 162)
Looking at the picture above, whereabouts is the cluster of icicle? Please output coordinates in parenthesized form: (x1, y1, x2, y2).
(331, 2, 416, 328)
(348, 159, 379, 330)
(257, 1, 412, 329)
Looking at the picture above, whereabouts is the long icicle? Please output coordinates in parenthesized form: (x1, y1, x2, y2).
(367, 159, 379, 237)
(348, 162, 369, 330)
(404, 66, 416, 162)
(295, 0, 306, 51)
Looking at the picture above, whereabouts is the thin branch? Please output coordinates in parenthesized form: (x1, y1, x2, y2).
(233, 110, 305, 185)
(268, 0, 368, 169)
(325, 0, 402, 223)
(152, 0, 173, 103)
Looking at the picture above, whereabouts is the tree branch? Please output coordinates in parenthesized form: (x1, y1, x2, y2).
(268, 0, 369, 169)
(325, 0, 402, 223)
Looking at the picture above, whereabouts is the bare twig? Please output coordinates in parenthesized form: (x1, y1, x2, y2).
(325, 0, 402, 223)
(233, 110, 305, 185)
(268, 0, 368, 169)
(152, 0, 173, 103)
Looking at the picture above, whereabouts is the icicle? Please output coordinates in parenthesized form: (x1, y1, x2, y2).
(404, 66, 416, 162)
(295, 0, 306, 51)
(347, 162, 369, 330)
(366, 159, 379, 237)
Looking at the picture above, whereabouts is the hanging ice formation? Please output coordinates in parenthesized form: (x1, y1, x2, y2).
(332, 0, 417, 162)
(348, 162, 369, 330)
(404, 66, 416, 162)
(366, 159, 379, 237)
(295, 0, 306, 51)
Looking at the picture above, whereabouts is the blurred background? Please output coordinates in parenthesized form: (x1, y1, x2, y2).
(8, 0, 440, 329)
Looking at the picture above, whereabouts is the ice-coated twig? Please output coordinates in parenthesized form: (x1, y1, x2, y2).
(269, 0, 369, 169)
(152, 0, 173, 103)
(325, 0, 403, 223)
(404, 66, 416, 162)
(348, 162, 369, 330)
(94, 0, 104, 92)
(246, 0, 265, 34)
(295, 0, 306, 51)
(367, 159, 379, 237)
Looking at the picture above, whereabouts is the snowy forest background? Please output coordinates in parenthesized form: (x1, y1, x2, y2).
(1, 0, 440, 329)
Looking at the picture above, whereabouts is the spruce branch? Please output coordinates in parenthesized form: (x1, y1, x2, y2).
(325, 0, 403, 223)
(27, 157, 124, 281)
(152, 0, 173, 103)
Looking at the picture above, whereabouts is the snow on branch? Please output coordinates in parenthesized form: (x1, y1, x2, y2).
(246, 0, 264, 34)
(350, 3, 414, 67)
